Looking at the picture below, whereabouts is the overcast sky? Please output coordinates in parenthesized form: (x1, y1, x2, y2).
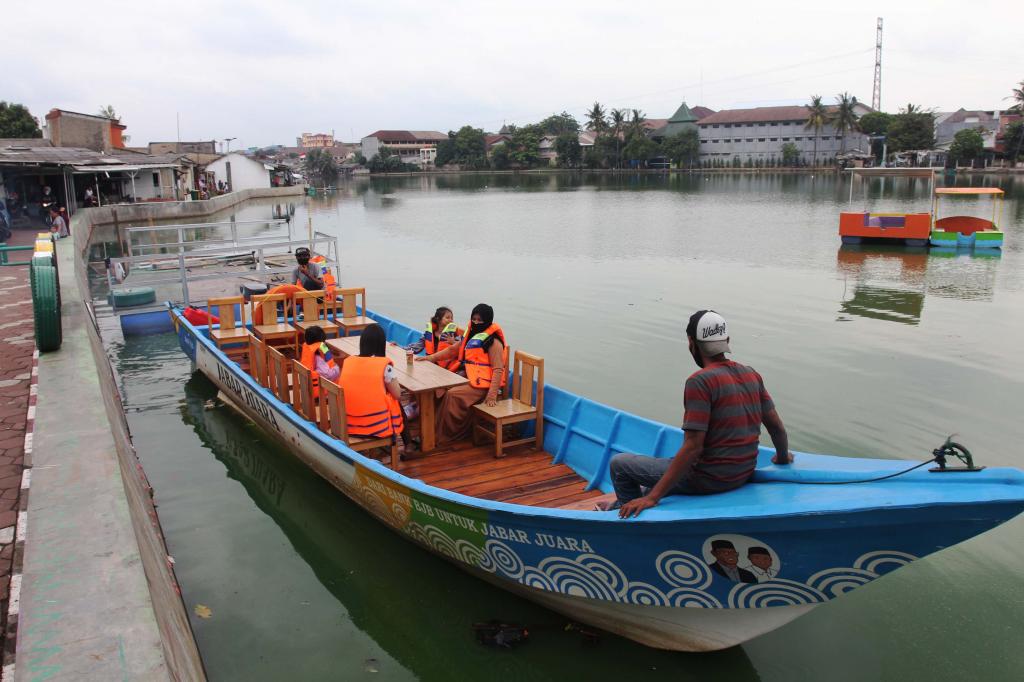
(8, 0, 1021, 149)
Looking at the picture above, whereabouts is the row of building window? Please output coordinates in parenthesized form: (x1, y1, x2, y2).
(705, 136, 843, 143)
(702, 121, 807, 129)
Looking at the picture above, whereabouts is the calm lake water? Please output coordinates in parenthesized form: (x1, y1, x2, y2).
(108, 172, 1024, 680)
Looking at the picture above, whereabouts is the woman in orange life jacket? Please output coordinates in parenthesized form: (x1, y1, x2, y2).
(338, 323, 411, 453)
(418, 303, 506, 445)
(299, 326, 340, 395)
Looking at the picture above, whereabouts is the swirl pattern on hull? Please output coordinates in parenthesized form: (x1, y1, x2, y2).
(359, 486, 918, 609)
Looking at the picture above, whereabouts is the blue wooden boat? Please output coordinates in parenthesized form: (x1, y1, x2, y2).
(168, 304, 1024, 652)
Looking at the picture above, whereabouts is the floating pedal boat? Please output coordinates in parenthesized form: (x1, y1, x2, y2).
(929, 187, 1004, 249)
(169, 304, 1024, 652)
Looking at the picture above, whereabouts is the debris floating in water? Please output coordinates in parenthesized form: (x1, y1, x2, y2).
(473, 620, 529, 648)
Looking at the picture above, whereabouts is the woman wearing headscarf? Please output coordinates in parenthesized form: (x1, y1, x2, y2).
(418, 303, 506, 444)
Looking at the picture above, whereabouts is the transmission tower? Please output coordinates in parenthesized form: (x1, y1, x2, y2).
(872, 18, 883, 111)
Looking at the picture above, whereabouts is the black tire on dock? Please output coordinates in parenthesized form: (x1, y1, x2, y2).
(30, 262, 62, 352)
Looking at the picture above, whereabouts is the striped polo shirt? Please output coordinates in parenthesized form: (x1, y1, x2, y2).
(682, 360, 775, 492)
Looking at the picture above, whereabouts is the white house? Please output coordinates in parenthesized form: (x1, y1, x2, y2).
(204, 152, 273, 191)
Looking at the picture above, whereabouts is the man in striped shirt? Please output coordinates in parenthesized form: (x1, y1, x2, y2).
(610, 310, 793, 518)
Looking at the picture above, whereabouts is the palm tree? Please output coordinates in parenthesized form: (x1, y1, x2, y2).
(628, 109, 647, 138)
(833, 92, 859, 155)
(585, 102, 607, 134)
(98, 105, 118, 120)
(900, 103, 921, 115)
(610, 109, 627, 167)
(1007, 79, 1024, 113)
(804, 95, 829, 168)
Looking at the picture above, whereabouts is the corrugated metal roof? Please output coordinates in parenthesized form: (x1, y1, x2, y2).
(0, 144, 182, 168)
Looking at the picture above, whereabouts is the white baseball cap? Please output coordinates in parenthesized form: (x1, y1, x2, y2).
(686, 310, 731, 355)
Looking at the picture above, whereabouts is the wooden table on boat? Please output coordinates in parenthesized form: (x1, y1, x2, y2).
(326, 337, 468, 452)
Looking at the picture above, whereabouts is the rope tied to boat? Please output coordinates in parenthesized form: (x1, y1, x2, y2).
(788, 435, 984, 485)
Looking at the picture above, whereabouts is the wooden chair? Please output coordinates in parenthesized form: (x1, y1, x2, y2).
(251, 293, 297, 351)
(472, 351, 544, 458)
(208, 296, 248, 355)
(266, 345, 291, 404)
(332, 287, 373, 336)
(319, 378, 399, 469)
(247, 333, 269, 387)
(291, 359, 317, 422)
(292, 289, 339, 351)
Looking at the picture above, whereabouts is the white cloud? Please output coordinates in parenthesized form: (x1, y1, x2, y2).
(9, 0, 1021, 147)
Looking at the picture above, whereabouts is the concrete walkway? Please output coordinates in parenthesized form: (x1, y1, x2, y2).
(10, 235, 177, 680)
(0, 228, 36, 674)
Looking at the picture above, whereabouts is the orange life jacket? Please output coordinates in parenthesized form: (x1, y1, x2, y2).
(339, 356, 403, 437)
(299, 342, 337, 398)
(458, 323, 508, 390)
(423, 322, 463, 371)
(304, 255, 337, 301)
(253, 284, 304, 325)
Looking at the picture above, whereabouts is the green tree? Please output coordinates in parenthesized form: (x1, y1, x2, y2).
(1008, 79, 1024, 113)
(804, 95, 829, 167)
(857, 111, 893, 160)
(1002, 121, 1024, 161)
(537, 111, 580, 136)
(610, 109, 627, 167)
(948, 128, 985, 165)
(98, 105, 118, 119)
(585, 102, 607, 134)
(857, 111, 892, 137)
(781, 142, 799, 166)
(887, 110, 935, 152)
(434, 135, 456, 166)
(0, 102, 41, 138)
(303, 148, 338, 185)
(622, 132, 656, 165)
(491, 143, 511, 170)
(627, 109, 647, 139)
(661, 129, 700, 167)
(453, 126, 487, 168)
(505, 125, 541, 167)
(833, 92, 859, 154)
(554, 132, 582, 168)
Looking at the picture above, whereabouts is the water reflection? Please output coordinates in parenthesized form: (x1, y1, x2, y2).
(836, 245, 1001, 324)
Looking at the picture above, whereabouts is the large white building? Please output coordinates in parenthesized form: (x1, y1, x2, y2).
(697, 103, 872, 164)
(360, 130, 448, 166)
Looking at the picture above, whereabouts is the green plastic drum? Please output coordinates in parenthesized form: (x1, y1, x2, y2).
(30, 263, 62, 352)
(108, 287, 157, 308)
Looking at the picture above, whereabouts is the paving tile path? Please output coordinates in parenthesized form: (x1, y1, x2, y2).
(0, 228, 38, 670)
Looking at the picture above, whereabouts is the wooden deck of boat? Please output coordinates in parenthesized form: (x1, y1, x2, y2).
(398, 439, 606, 509)
(234, 351, 606, 510)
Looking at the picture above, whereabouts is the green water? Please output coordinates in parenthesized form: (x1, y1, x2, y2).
(110, 173, 1024, 680)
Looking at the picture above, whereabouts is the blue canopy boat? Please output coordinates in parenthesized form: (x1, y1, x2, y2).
(168, 304, 1024, 652)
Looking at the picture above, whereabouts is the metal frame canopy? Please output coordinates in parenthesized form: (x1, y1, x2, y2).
(846, 167, 937, 206)
(932, 187, 1005, 227)
(934, 188, 1004, 195)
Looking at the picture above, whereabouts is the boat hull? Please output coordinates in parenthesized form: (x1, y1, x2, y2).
(171, 307, 1024, 651)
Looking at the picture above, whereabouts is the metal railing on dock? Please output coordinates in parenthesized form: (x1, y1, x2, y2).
(105, 218, 341, 308)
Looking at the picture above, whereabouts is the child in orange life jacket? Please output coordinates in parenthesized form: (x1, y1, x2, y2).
(300, 326, 339, 384)
(339, 323, 414, 455)
(397, 306, 464, 375)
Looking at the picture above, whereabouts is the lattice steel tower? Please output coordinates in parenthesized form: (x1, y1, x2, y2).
(872, 18, 883, 111)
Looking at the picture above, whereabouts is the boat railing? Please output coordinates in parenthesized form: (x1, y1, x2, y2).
(105, 219, 341, 308)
